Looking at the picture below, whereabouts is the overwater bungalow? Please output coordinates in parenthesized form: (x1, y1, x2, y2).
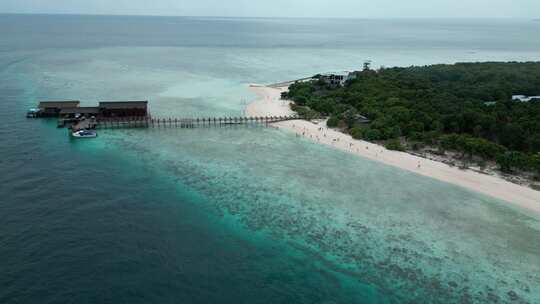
(59, 107, 100, 118)
(29, 100, 148, 119)
(37, 101, 81, 117)
(512, 95, 540, 102)
(98, 101, 148, 117)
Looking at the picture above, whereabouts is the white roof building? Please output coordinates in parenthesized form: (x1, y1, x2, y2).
(512, 95, 540, 102)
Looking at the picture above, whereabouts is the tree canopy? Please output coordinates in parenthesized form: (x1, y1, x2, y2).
(284, 62, 540, 174)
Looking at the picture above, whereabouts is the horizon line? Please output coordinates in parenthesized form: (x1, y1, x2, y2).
(0, 12, 537, 20)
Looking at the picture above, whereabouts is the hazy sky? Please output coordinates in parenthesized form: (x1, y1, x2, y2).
(0, 0, 538, 18)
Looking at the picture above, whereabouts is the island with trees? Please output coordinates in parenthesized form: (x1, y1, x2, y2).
(283, 62, 540, 187)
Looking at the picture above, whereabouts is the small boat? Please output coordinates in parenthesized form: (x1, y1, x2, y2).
(71, 129, 98, 138)
(26, 108, 41, 118)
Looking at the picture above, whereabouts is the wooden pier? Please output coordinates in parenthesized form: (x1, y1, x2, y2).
(94, 115, 299, 130)
(27, 100, 301, 132)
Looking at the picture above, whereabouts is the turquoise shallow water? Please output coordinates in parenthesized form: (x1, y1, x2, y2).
(1, 15, 540, 303)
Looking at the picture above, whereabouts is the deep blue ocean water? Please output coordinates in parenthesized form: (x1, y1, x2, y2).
(1, 15, 540, 303)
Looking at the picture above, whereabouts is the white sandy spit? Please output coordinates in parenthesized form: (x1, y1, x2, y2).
(246, 84, 540, 213)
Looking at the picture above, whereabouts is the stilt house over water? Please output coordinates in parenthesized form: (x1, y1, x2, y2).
(30, 100, 148, 119)
(98, 101, 148, 118)
(37, 101, 81, 117)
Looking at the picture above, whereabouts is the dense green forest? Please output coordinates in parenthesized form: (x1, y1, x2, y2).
(283, 62, 540, 175)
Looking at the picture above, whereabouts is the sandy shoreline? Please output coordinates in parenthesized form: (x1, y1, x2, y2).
(246, 84, 540, 213)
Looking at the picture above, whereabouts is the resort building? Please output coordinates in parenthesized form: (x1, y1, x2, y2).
(355, 114, 371, 123)
(38, 101, 81, 117)
(59, 107, 100, 118)
(318, 72, 357, 86)
(31, 100, 148, 119)
(512, 95, 540, 102)
(98, 101, 148, 117)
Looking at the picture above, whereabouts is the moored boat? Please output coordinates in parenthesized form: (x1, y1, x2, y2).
(26, 108, 41, 118)
(71, 129, 98, 138)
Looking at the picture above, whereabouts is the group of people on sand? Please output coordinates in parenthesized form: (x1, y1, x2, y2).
(291, 123, 369, 152)
(287, 122, 423, 170)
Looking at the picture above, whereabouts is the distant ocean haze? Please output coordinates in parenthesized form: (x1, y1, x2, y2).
(1, 15, 540, 304)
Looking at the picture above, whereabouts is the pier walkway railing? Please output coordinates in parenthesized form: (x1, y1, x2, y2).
(94, 115, 299, 129)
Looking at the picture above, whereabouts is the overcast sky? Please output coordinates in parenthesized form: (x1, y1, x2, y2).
(0, 0, 538, 18)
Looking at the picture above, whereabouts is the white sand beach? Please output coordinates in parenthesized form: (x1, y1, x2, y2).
(246, 84, 540, 213)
